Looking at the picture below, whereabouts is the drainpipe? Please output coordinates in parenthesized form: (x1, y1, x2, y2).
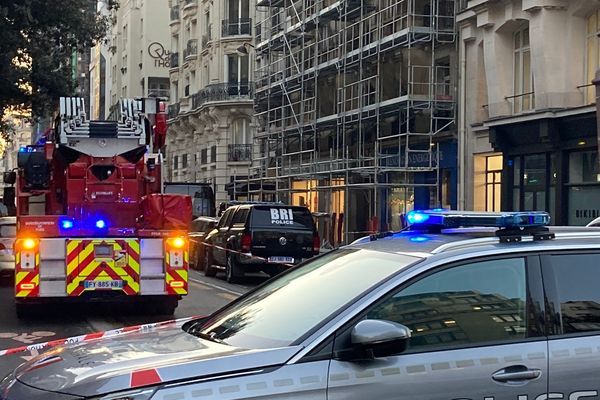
(594, 69, 600, 169)
(458, 33, 467, 210)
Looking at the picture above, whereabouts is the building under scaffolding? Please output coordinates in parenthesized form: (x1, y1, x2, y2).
(238, 0, 457, 244)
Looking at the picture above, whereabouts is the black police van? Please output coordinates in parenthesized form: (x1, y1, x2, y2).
(204, 203, 320, 282)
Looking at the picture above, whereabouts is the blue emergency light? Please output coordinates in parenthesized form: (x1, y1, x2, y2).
(95, 219, 107, 229)
(406, 210, 550, 229)
(60, 219, 74, 230)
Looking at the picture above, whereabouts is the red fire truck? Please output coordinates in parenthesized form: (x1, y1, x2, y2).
(12, 98, 191, 317)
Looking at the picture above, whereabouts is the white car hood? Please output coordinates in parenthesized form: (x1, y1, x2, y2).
(14, 324, 302, 397)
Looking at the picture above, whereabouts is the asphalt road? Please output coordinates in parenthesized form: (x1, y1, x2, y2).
(0, 270, 268, 375)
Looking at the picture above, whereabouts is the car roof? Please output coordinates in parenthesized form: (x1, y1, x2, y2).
(192, 216, 218, 222)
(349, 226, 600, 257)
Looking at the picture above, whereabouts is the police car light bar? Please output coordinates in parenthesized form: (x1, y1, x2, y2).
(406, 210, 550, 229)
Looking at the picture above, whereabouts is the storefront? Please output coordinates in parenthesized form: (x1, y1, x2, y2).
(489, 107, 599, 225)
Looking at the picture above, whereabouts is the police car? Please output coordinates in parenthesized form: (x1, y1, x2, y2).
(2, 210, 600, 400)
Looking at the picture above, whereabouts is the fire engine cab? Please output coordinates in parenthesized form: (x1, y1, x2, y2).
(12, 97, 191, 317)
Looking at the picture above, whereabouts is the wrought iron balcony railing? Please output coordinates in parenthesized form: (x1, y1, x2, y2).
(221, 18, 252, 36)
(192, 82, 254, 109)
(228, 144, 252, 162)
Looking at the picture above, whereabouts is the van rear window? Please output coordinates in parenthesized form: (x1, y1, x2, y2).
(251, 207, 314, 230)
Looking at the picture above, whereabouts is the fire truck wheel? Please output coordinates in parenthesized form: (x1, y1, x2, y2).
(226, 254, 243, 284)
(15, 302, 35, 319)
(156, 297, 178, 315)
(204, 250, 217, 277)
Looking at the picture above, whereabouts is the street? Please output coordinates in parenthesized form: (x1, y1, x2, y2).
(0, 270, 267, 375)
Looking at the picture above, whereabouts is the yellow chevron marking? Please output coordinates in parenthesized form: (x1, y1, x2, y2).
(15, 271, 30, 286)
(66, 240, 79, 254)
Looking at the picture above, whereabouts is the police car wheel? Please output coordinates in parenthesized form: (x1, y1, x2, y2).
(204, 250, 217, 277)
(196, 246, 205, 271)
(226, 254, 242, 284)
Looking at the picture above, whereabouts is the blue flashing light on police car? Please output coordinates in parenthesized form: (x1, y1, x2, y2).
(406, 210, 551, 229)
(95, 219, 107, 229)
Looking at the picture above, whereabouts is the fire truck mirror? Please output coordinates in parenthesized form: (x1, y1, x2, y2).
(3, 171, 16, 185)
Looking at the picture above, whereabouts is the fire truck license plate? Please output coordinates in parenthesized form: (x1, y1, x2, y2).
(84, 280, 124, 289)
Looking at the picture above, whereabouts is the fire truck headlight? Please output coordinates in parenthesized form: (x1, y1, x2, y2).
(167, 237, 187, 249)
(21, 238, 37, 250)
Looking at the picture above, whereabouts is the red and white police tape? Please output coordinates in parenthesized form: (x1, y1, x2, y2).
(188, 238, 294, 267)
(0, 315, 202, 357)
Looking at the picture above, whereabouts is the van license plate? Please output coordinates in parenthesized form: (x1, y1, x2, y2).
(268, 256, 294, 264)
(84, 280, 123, 289)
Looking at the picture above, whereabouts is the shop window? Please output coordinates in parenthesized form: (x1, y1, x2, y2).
(474, 154, 501, 211)
(513, 23, 534, 113)
(567, 150, 600, 225)
(585, 10, 600, 104)
(485, 155, 502, 212)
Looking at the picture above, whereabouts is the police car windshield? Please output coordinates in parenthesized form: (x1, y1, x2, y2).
(194, 249, 420, 349)
(251, 206, 314, 229)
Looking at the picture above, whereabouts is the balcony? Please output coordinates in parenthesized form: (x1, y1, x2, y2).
(228, 144, 252, 162)
(183, 39, 198, 59)
(168, 102, 180, 119)
(183, 0, 198, 18)
(148, 89, 170, 99)
(170, 6, 179, 21)
(221, 18, 252, 36)
(192, 82, 254, 109)
(170, 52, 179, 68)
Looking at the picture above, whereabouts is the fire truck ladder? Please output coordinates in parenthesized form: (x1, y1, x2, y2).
(58, 97, 147, 157)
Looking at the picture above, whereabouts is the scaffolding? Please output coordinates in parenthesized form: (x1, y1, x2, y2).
(242, 0, 456, 244)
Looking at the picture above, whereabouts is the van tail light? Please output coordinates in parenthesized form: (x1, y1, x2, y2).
(241, 232, 252, 253)
(313, 234, 320, 254)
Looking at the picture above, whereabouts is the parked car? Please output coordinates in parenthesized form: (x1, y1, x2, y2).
(0, 216, 16, 281)
(7, 210, 600, 400)
(188, 216, 218, 270)
(204, 203, 320, 282)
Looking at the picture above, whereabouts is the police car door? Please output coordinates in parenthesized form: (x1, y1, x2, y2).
(542, 252, 600, 400)
(328, 255, 548, 400)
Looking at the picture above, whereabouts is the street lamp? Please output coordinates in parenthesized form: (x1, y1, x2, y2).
(236, 42, 255, 57)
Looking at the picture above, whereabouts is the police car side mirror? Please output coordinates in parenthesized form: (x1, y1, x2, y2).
(349, 319, 411, 359)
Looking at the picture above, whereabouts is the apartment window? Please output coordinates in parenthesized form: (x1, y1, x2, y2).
(585, 10, 600, 103)
(232, 118, 250, 144)
(182, 154, 188, 169)
(513, 24, 534, 113)
(226, 54, 249, 87)
(227, 0, 249, 22)
(173, 155, 179, 170)
(204, 64, 210, 86)
(485, 155, 502, 212)
(123, 24, 128, 47)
